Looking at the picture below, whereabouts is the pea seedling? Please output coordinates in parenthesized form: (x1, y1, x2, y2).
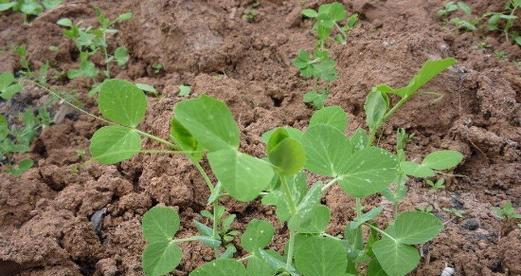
(437, 1, 477, 31)
(484, 0, 521, 46)
(57, 9, 132, 81)
(0, 72, 23, 100)
(294, 2, 358, 109)
(492, 201, 521, 220)
(0, 0, 62, 21)
(61, 57, 463, 276)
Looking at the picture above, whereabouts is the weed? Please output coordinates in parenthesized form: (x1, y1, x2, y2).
(178, 84, 191, 97)
(438, 1, 477, 31)
(492, 201, 521, 220)
(0, 0, 62, 21)
(152, 63, 163, 74)
(56, 57, 463, 276)
(426, 179, 446, 191)
(484, 0, 521, 46)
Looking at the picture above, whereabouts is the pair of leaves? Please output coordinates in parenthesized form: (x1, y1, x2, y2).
(141, 206, 182, 276)
(372, 212, 443, 276)
(90, 79, 147, 164)
(401, 150, 464, 178)
(172, 95, 274, 202)
(293, 50, 337, 81)
(0, 72, 22, 100)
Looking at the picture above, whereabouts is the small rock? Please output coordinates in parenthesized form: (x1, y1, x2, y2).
(90, 208, 107, 236)
(463, 218, 480, 231)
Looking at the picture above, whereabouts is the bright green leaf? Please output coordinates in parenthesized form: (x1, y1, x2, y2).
(400, 161, 435, 178)
(262, 127, 303, 144)
(208, 149, 274, 201)
(392, 211, 443, 244)
(191, 259, 247, 276)
(240, 219, 275, 253)
(169, 118, 203, 161)
(364, 89, 388, 132)
(174, 95, 239, 152)
(90, 125, 141, 164)
(295, 236, 348, 276)
(372, 237, 419, 276)
(421, 150, 463, 170)
(8, 159, 34, 176)
(338, 147, 398, 198)
(302, 125, 353, 176)
(142, 206, 180, 242)
(98, 79, 147, 127)
(309, 105, 348, 133)
(268, 137, 306, 176)
(302, 9, 318, 18)
(178, 84, 191, 97)
(143, 241, 182, 276)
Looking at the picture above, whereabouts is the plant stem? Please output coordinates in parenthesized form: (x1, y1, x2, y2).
(355, 197, 363, 218)
(321, 177, 340, 192)
(194, 162, 215, 193)
(212, 202, 220, 257)
(134, 129, 176, 148)
(365, 223, 396, 242)
(368, 95, 411, 145)
(286, 230, 296, 270)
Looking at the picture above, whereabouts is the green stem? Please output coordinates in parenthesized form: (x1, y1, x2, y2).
(212, 202, 220, 257)
(355, 197, 363, 218)
(321, 177, 340, 192)
(135, 129, 176, 148)
(334, 22, 347, 41)
(102, 33, 111, 78)
(280, 176, 297, 214)
(368, 95, 411, 145)
(365, 224, 396, 242)
(286, 231, 296, 270)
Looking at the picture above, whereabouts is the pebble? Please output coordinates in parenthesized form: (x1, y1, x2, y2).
(463, 218, 480, 231)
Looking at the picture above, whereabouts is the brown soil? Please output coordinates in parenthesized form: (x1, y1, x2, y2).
(1, 0, 521, 275)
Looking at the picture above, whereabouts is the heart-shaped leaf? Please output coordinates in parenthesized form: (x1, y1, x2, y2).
(90, 125, 141, 164)
(98, 79, 147, 127)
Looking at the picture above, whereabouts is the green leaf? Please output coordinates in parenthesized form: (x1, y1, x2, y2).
(349, 128, 369, 151)
(169, 118, 203, 161)
(67, 53, 98, 79)
(400, 161, 435, 178)
(0, 115, 7, 140)
(294, 236, 348, 276)
(349, 206, 383, 229)
(303, 91, 328, 109)
(1, 83, 22, 100)
(392, 211, 443, 244)
(208, 149, 274, 201)
(393, 58, 456, 98)
(42, 0, 62, 10)
(373, 238, 419, 276)
(114, 47, 129, 66)
(301, 125, 353, 176)
(421, 150, 463, 170)
(191, 259, 247, 276)
(136, 83, 158, 95)
(142, 206, 180, 242)
(8, 159, 34, 176)
(0, 2, 16, 11)
(246, 254, 275, 276)
(0, 72, 15, 90)
(338, 147, 398, 198)
(309, 105, 348, 133)
(240, 219, 275, 253)
(367, 259, 388, 276)
(457, 2, 472, 15)
(262, 127, 302, 144)
(364, 89, 388, 132)
(90, 125, 141, 164)
(302, 9, 318, 18)
(268, 137, 305, 176)
(143, 241, 182, 276)
(178, 84, 191, 97)
(174, 95, 239, 152)
(98, 79, 147, 127)
(289, 204, 330, 233)
(117, 12, 133, 22)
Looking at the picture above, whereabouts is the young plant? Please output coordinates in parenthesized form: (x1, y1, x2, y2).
(484, 0, 521, 46)
(69, 57, 463, 276)
(492, 201, 521, 220)
(56, 9, 132, 82)
(0, 0, 62, 21)
(437, 1, 477, 31)
(294, 2, 358, 109)
(0, 72, 22, 100)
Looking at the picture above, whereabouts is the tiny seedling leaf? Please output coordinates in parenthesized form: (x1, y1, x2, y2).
(240, 219, 275, 253)
(309, 105, 348, 133)
(89, 125, 141, 164)
(98, 79, 147, 127)
(174, 95, 239, 152)
(400, 161, 435, 178)
(294, 236, 348, 276)
(178, 84, 191, 97)
(136, 83, 158, 95)
(421, 150, 464, 170)
(114, 47, 129, 66)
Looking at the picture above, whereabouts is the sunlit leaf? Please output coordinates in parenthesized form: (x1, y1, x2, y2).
(90, 125, 141, 164)
(98, 79, 147, 127)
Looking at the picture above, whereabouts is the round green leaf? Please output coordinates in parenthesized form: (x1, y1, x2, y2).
(268, 138, 306, 176)
(392, 211, 443, 244)
(338, 147, 398, 198)
(295, 236, 348, 276)
(400, 161, 435, 178)
(98, 79, 147, 127)
(174, 95, 239, 152)
(142, 241, 182, 276)
(422, 150, 464, 170)
(191, 259, 247, 276)
(208, 149, 274, 202)
(90, 125, 141, 164)
(309, 105, 348, 133)
(142, 206, 180, 242)
(372, 237, 420, 276)
(240, 219, 275, 253)
(302, 125, 353, 176)
(289, 204, 330, 233)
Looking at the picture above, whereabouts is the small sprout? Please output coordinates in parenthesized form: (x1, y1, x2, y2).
(426, 178, 446, 191)
(492, 201, 521, 220)
(443, 207, 465, 218)
(136, 83, 158, 96)
(495, 50, 509, 59)
(242, 8, 258, 22)
(0, 72, 23, 100)
(303, 89, 329, 109)
(178, 84, 191, 97)
(114, 47, 129, 66)
(152, 63, 163, 74)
